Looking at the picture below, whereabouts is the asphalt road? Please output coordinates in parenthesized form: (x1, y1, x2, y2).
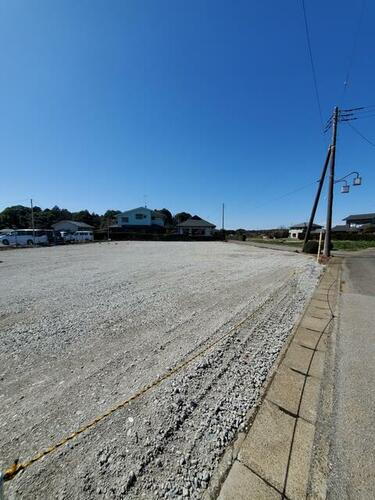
(328, 249, 375, 499)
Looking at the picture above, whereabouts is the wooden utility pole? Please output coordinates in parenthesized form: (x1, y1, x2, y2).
(222, 203, 225, 231)
(30, 198, 35, 244)
(302, 145, 331, 251)
(323, 106, 339, 257)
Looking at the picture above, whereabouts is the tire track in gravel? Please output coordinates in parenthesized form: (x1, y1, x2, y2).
(2, 244, 320, 499)
(125, 276, 302, 499)
(3, 270, 318, 499)
(0, 272, 288, 471)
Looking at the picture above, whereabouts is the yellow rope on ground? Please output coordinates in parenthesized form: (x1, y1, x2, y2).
(3, 274, 294, 482)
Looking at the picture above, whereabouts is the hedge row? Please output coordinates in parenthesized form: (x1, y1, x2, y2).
(311, 232, 375, 241)
(94, 232, 224, 242)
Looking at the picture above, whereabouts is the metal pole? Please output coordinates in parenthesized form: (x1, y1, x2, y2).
(222, 203, 224, 231)
(30, 198, 35, 244)
(323, 106, 339, 257)
(303, 146, 331, 251)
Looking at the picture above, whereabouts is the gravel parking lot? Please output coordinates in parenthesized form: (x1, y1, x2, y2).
(0, 241, 320, 499)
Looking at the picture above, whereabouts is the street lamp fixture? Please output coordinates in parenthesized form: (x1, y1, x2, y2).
(303, 106, 364, 259)
(340, 181, 350, 193)
(334, 171, 362, 194)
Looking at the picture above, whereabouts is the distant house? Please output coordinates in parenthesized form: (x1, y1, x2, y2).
(177, 216, 216, 237)
(289, 222, 322, 240)
(343, 213, 375, 228)
(52, 220, 94, 232)
(115, 207, 166, 229)
(331, 224, 359, 233)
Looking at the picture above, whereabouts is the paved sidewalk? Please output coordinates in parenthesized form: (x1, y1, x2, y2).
(212, 260, 341, 500)
(326, 250, 375, 499)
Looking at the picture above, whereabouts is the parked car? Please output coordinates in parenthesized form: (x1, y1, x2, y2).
(0, 229, 48, 246)
(0, 229, 64, 246)
(60, 231, 75, 243)
(71, 231, 94, 242)
(43, 230, 65, 245)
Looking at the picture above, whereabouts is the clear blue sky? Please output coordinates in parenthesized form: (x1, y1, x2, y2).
(0, 0, 374, 228)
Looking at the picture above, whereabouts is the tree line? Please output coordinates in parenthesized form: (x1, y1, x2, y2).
(0, 205, 194, 230)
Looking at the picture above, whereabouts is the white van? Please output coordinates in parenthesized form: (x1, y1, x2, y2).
(0, 229, 48, 246)
(71, 231, 94, 242)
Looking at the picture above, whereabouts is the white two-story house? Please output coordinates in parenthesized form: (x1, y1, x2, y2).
(115, 207, 166, 228)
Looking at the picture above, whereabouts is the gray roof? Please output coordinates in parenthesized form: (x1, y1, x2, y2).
(118, 207, 165, 218)
(290, 222, 322, 229)
(342, 213, 375, 221)
(178, 218, 216, 228)
(332, 225, 359, 232)
(52, 220, 94, 228)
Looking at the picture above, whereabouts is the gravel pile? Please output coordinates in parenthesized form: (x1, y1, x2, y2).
(0, 241, 320, 498)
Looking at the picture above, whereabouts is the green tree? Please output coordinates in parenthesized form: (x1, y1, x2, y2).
(173, 212, 192, 225)
(155, 208, 173, 226)
(72, 210, 101, 228)
(101, 210, 121, 229)
(0, 205, 31, 228)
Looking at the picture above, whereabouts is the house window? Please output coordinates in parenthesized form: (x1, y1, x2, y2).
(122, 217, 129, 223)
(136, 213, 145, 219)
(151, 216, 156, 220)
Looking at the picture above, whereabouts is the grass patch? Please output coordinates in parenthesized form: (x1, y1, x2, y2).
(247, 238, 302, 247)
(331, 240, 375, 251)
(247, 238, 375, 252)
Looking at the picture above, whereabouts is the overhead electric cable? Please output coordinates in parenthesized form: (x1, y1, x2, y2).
(300, 0, 324, 132)
(341, 0, 366, 102)
(346, 121, 375, 147)
(355, 114, 375, 121)
(250, 180, 319, 213)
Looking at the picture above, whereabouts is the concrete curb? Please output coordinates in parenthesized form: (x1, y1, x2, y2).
(207, 259, 341, 500)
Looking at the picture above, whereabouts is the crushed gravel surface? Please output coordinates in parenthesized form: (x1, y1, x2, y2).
(0, 241, 320, 499)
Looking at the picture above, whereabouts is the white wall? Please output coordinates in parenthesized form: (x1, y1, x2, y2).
(289, 229, 303, 239)
(116, 207, 165, 227)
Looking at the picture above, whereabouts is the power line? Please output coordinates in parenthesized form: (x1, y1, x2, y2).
(355, 113, 375, 121)
(299, 0, 324, 132)
(250, 180, 319, 213)
(341, 0, 366, 102)
(346, 108, 375, 115)
(346, 121, 375, 147)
